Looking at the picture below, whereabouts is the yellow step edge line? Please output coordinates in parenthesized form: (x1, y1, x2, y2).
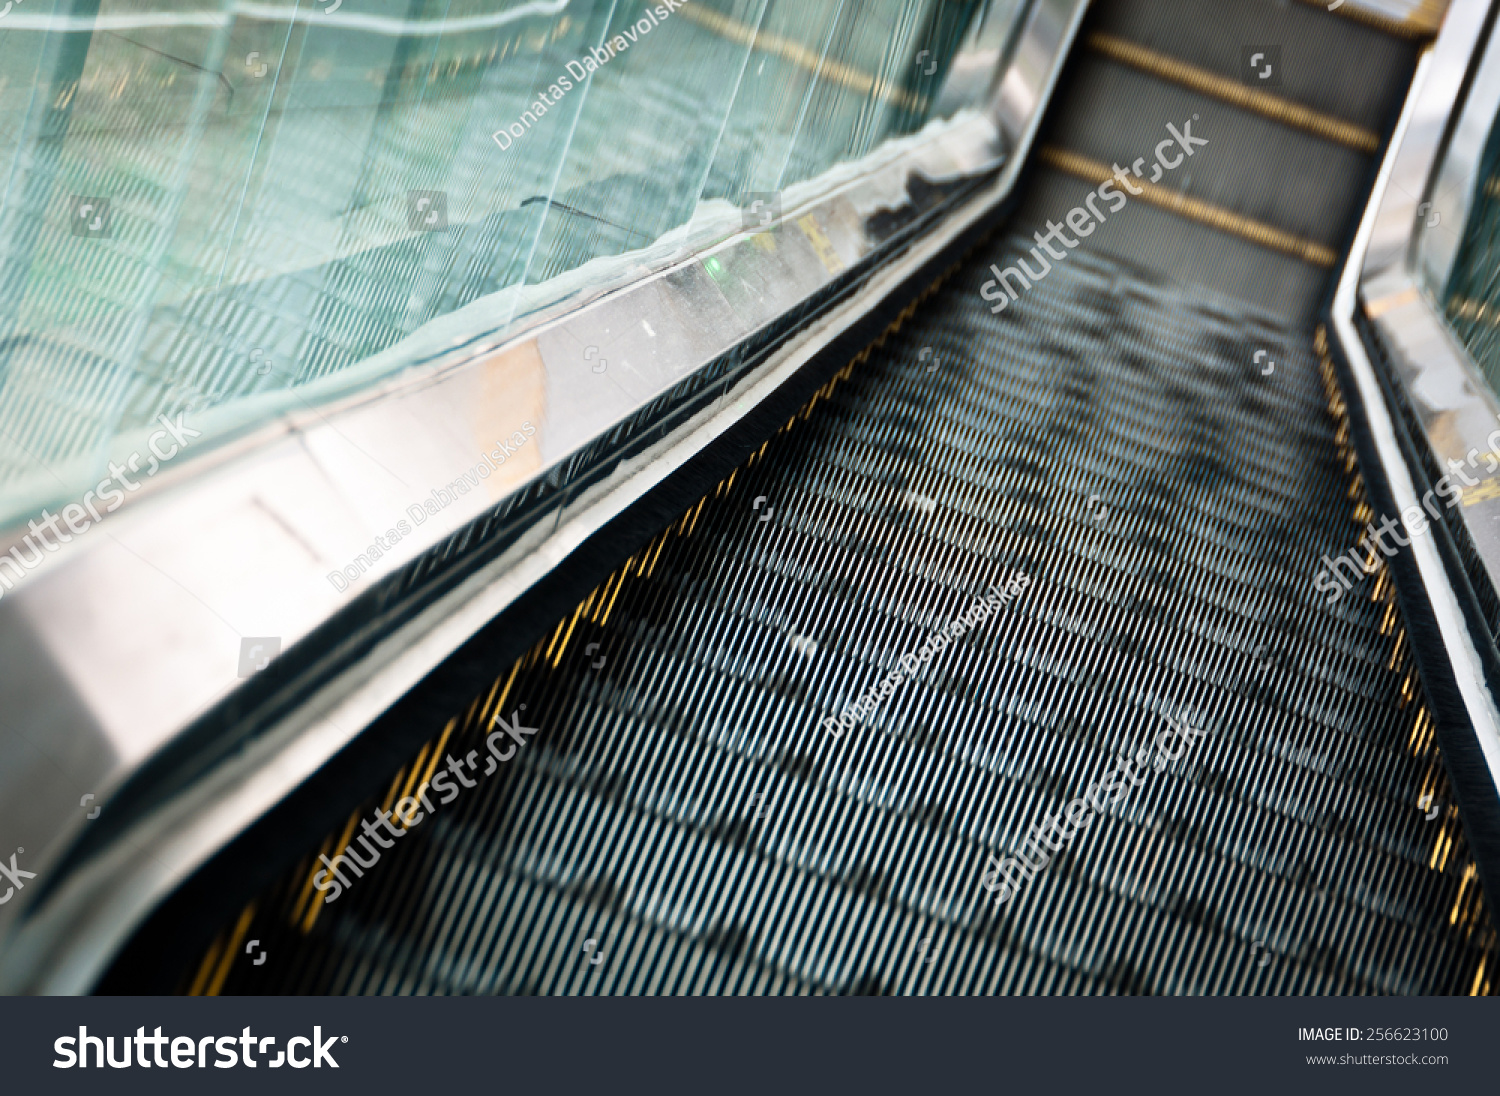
(394, 743, 434, 823)
(600, 568, 628, 626)
(645, 526, 672, 578)
(1450, 862, 1476, 926)
(551, 600, 588, 668)
(1088, 32, 1379, 152)
(1039, 146, 1338, 267)
(588, 572, 614, 623)
(1388, 626, 1407, 671)
(424, 718, 460, 778)
(300, 813, 362, 934)
(490, 660, 524, 726)
(1407, 705, 1427, 750)
(686, 495, 708, 538)
(185, 931, 225, 996)
(542, 613, 570, 665)
(475, 671, 508, 729)
(204, 901, 257, 996)
(1429, 811, 1453, 870)
(288, 835, 335, 926)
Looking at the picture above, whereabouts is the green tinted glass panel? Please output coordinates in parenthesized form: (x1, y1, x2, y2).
(0, 0, 1004, 525)
(1445, 114, 1500, 385)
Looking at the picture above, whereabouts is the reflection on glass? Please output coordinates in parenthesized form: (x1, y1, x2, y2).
(0, 0, 1004, 528)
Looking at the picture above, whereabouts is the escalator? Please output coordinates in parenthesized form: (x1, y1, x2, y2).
(97, 0, 1499, 995)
